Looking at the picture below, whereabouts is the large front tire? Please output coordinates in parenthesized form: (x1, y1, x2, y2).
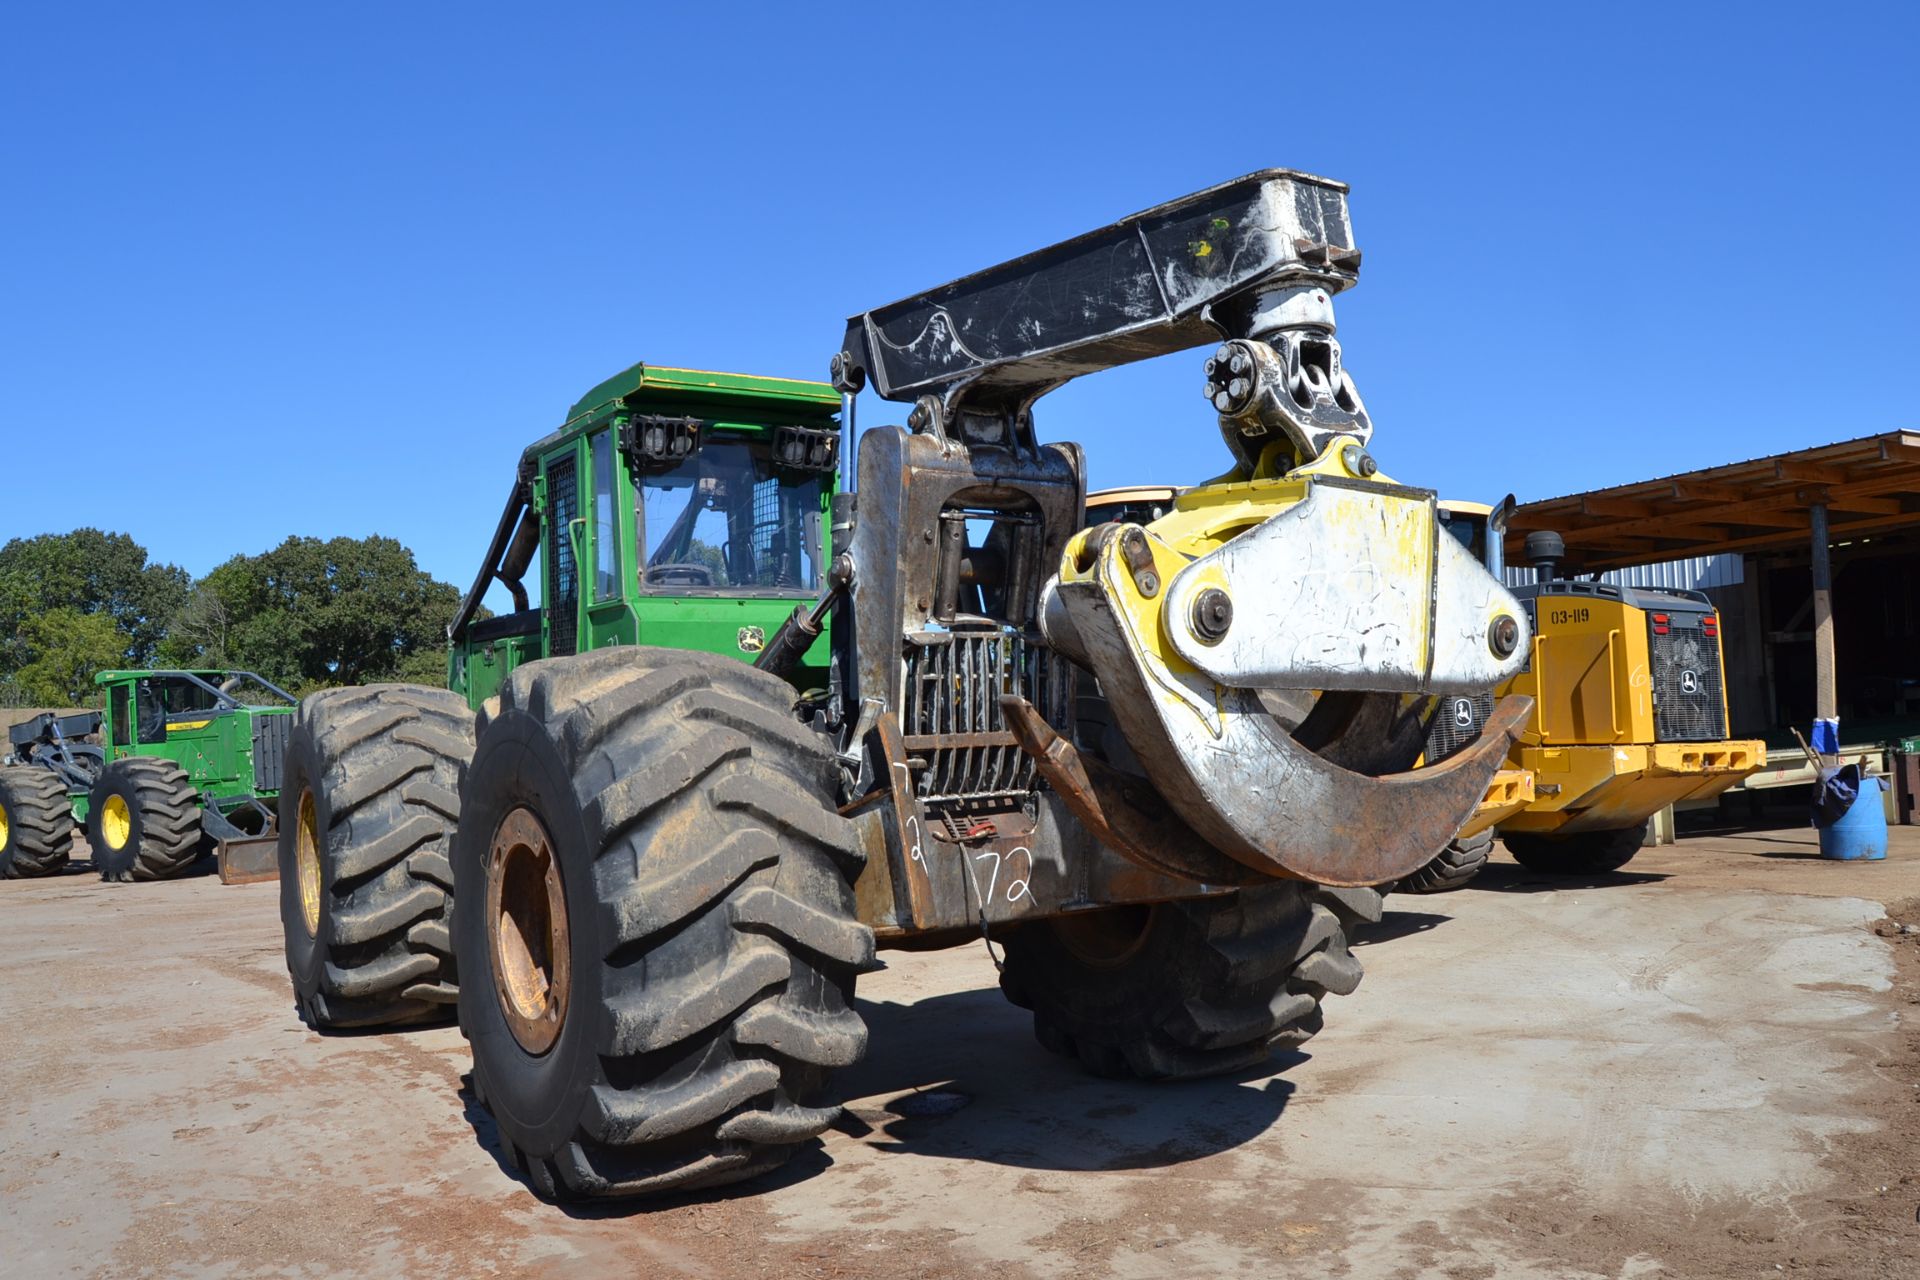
(1504, 820, 1647, 876)
(999, 883, 1382, 1080)
(88, 758, 202, 882)
(457, 648, 872, 1201)
(0, 766, 75, 878)
(276, 685, 475, 1029)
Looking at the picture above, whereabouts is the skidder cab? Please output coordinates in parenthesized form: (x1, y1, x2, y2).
(275, 170, 1531, 1203)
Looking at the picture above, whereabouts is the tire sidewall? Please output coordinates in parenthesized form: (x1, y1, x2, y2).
(275, 731, 326, 1000)
(87, 766, 148, 880)
(456, 707, 603, 1157)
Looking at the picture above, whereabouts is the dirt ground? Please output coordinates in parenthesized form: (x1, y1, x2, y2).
(3, 824, 1918, 1279)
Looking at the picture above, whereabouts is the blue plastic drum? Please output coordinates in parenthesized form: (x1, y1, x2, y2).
(1817, 775, 1889, 861)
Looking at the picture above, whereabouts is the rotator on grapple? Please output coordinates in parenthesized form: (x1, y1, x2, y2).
(275, 169, 1531, 1201)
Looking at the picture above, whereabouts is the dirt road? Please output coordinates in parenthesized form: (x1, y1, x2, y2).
(3, 827, 1917, 1278)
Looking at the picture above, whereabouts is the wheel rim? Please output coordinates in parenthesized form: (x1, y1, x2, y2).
(487, 806, 570, 1055)
(101, 794, 132, 851)
(0, 800, 10, 852)
(1051, 904, 1157, 969)
(295, 788, 322, 938)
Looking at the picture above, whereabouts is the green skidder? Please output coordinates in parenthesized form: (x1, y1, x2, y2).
(272, 364, 839, 1033)
(0, 669, 295, 881)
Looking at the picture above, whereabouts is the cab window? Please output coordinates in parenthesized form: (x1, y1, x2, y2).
(636, 438, 822, 596)
(591, 430, 621, 602)
(1439, 510, 1489, 567)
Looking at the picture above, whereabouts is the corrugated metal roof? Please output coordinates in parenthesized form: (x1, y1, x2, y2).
(1505, 554, 1743, 592)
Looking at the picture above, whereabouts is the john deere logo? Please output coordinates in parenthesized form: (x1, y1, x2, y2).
(1452, 698, 1475, 729)
(1679, 669, 1700, 695)
(737, 626, 765, 654)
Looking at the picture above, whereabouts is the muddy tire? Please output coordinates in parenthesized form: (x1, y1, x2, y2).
(0, 766, 76, 878)
(1392, 828, 1493, 895)
(1000, 883, 1382, 1080)
(1504, 820, 1648, 876)
(89, 758, 203, 882)
(457, 648, 872, 1201)
(277, 685, 475, 1030)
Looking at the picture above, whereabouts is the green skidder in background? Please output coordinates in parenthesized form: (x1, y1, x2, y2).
(0, 668, 295, 880)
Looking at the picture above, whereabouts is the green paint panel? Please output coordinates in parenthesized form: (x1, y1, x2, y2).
(451, 361, 841, 711)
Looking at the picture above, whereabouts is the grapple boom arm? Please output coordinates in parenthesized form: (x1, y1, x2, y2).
(839, 169, 1359, 416)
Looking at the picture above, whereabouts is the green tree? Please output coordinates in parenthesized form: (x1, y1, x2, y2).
(7, 608, 127, 705)
(0, 529, 189, 676)
(169, 535, 460, 691)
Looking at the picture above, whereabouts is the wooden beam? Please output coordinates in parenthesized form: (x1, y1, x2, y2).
(1775, 459, 1850, 484)
(1577, 495, 1661, 518)
(1670, 478, 1765, 503)
(1810, 504, 1837, 724)
(1804, 489, 1903, 517)
(1557, 508, 1920, 571)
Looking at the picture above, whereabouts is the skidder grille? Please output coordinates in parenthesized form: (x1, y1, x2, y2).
(901, 629, 1074, 808)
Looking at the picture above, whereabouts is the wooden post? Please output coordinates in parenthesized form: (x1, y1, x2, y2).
(1810, 502, 1838, 725)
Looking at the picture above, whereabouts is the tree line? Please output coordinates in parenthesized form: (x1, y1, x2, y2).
(0, 529, 464, 707)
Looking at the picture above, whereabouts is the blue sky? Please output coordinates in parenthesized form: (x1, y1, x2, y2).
(2, 3, 1914, 588)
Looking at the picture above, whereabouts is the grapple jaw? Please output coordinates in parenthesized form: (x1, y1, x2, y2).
(1037, 472, 1533, 887)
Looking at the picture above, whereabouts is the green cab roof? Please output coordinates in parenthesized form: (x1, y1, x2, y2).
(565, 362, 840, 424)
(94, 668, 232, 685)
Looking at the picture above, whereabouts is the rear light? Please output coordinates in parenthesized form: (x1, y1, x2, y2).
(1702, 614, 1719, 637)
(1652, 612, 1670, 635)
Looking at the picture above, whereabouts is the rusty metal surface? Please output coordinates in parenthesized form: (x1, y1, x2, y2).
(872, 712, 940, 930)
(216, 835, 279, 885)
(845, 803, 902, 933)
(485, 806, 570, 1056)
(866, 694, 1221, 936)
(1001, 696, 1260, 887)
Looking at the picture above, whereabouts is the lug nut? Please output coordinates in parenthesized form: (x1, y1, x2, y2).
(1488, 614, 1520, 657)
(1191, 588, 1234, 643)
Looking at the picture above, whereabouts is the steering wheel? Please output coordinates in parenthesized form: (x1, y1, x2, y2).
(646, 563, 715, 587)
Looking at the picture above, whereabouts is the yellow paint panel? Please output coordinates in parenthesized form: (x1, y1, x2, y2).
(166, 720, 212, 732)
(1518, 598, 1653, 745)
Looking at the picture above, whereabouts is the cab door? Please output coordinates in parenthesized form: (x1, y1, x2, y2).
(540, 443, 584, 658)
(581, 427, 637, 650)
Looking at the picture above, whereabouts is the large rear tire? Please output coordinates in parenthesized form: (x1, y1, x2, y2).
(0, 766, 75, 878)
(999, 883, 1382, 1080)
(276, 685, 475, 1030)
(457, 648, 872, 1201)
(1504, 820, 1648, 876)
(1392, 827, 1493, 895)
(88, 758, 202, 882)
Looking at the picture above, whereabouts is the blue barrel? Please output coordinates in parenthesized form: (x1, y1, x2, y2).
(1817, 775, 1889, 861)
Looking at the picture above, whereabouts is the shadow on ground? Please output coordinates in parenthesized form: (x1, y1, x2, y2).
(1354, 907, 1451, 945)
(1468, 861, 1669, 893)
(458, 980, 1308, 1214)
